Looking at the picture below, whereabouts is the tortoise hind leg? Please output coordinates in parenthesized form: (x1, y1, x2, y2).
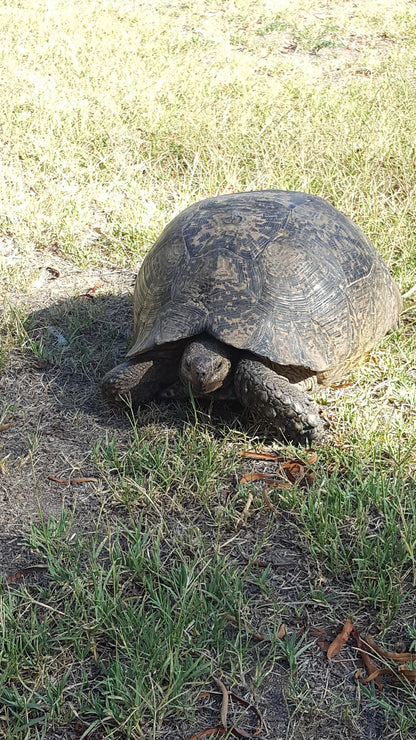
(234, 358, 323, 445)
(101, 356, 178, 411)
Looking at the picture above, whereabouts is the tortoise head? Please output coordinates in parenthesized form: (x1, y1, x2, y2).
(180, 335, 232, 396)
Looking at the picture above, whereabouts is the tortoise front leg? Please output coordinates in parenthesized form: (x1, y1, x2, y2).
(101, 356, 178, 411)
(234, 358, 323, 445)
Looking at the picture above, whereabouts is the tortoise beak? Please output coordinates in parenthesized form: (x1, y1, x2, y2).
(190, 376, 224, 396)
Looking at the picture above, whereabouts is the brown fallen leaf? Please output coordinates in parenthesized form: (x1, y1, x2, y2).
(32, 359, 51, 371)
(364, 634, 416, 664)
(238, 450, 284, 462)
(281, 459, 315, 486)
(227, 692, 263, 736)
(239, 472, 292, 496)
(0, 419, 13, 431)
(327, 617, 354, 659)
(239, 472, 279, 485)
(305, 449, 318, 465)
(276, 623, 287, 639)
(212, 676, 229, 728)
(331, 380, 355, 390)
(5, 565, 46, 584)
(239, 449, 317, 516)
(263, 480, 293, 513)
(239, 448, 318, 466)
(48, 475, 98, 485)
(190, 727, 226, 739)
(262, 485, 279, 513)
(80, 281, 103, 298)
(192, 680, 264, 739)
(310, 626, 335, 654)
(351, 626, 382, 689)
(358, 665, 416, 686)
(358, 667, 396, 684)
(398, 665, 416, 681)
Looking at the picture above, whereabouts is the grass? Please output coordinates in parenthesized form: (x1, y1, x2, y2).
(0, 512, 285, 739)
(1, 0, 416, 738)
(95, 412, 242, 513)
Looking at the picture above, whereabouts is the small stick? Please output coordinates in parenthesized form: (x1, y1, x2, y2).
(238, 491, 253, 526)
(48, 475, 98, 485)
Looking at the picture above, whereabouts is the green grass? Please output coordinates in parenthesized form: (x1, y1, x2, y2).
(2, 0, 416, 737)
(276, 459, 416, 627)
(95, 412, 242, 513)
(0, 512, 285, 739)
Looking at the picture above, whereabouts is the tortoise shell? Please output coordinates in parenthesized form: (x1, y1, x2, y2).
(127, 190, 401, 384)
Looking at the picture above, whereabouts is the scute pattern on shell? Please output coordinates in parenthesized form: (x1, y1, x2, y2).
(127, 190, 401, 382)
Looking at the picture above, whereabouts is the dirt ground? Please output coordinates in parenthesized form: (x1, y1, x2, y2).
(0, 255, 134, 569)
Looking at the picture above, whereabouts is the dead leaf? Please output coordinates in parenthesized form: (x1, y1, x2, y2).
(310, 626, 335, 654)
(276, 624, 287, 639)
(212, 676, 229, 728)
(32, 359, 51, 371)
(305, 449, 318, 465)
(46, 266, 60, 278)
(398, 666, 416, 681)
(5, 565, 46, 584)
(358, 667, 396, 684)
(358, 665, 416, 686)
(327, 618, 354, 659)
(238, 450, 284, 462)
(192, 679, 264, 739)
(227, 692, 264, 736)
(262, 485, 280, 513)
(281, 459, 315, 486)
(80, 281, 103, 298)
(331, 380, 355, 390)
(239, 449, 317, 516)
(364, 634, 416, 664)
(0, 419, 13, 432)
(239, 472, 279, 485)
(190, 727, 226, 739)
(351, 626, 382, 689)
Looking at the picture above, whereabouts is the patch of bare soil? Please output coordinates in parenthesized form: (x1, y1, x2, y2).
(0, 256, 136, 570)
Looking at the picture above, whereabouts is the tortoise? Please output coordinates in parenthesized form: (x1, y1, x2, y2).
(101, 190, 402, 444)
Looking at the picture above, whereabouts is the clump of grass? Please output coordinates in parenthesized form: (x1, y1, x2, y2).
(96, 411, 243, 514)
(0, 513, 262, 739)
(274, 453, 416, 628)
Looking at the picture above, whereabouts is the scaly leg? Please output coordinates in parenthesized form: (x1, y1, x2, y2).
(234, 358, 323, 444)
